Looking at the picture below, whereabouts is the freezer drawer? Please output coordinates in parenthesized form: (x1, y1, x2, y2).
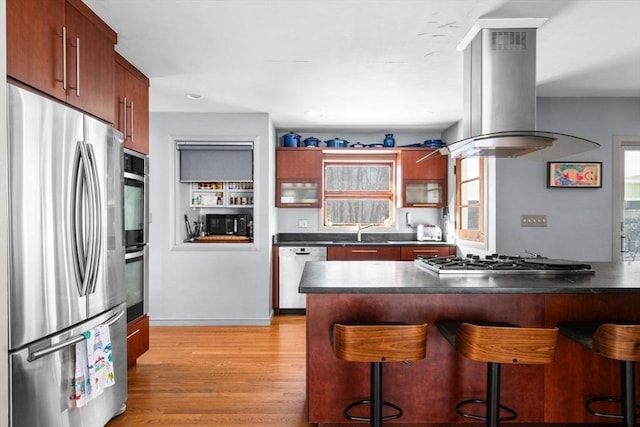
(9, 304, 128, 427)
(278, 247, 327, 309)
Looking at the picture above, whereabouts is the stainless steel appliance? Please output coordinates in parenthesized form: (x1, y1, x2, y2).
(123, 149, 149, 322)
(7, 83, 127, 426)
(414, 254, 594, 275)
(205, 213, 250, 236)
(278, 246, 327, 310)
(123, 149, 147, 247)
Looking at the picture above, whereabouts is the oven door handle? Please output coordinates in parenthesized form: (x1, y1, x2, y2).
(125, 248, 146, 260)
(124, 171, 145, 182)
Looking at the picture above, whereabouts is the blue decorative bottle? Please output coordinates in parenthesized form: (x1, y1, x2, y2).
(383, 133, 395, 147)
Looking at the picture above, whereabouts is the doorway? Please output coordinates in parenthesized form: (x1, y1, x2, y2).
(613, 135, 640, 261)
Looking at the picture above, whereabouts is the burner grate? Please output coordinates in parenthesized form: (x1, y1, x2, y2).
(415, 254, 594, 275)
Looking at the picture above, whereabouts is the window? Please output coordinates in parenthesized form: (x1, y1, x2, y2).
(456, 157, 484, 242)
(323, 156, 395, 226)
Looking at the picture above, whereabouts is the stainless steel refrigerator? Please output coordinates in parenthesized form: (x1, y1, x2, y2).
(7, 84, 127, 426)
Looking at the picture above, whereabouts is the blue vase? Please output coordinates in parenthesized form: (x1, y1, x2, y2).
(383, 133, 395, 147)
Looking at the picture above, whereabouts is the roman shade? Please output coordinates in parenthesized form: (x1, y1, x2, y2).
(177, 142, 253, 181)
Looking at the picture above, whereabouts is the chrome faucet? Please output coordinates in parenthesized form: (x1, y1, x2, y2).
(356, 223, 375, 242)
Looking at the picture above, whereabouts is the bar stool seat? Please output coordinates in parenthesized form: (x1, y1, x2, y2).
(331, 322, 428, 427)
(558, 321, 640, 427)
(437, 320, 558, 427)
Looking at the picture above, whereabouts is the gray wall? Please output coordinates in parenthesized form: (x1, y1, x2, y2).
(148, 112, 275, 325)
(495, 97, 640, 261)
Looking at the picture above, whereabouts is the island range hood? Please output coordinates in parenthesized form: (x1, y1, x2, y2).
(433, 20, 600, 161)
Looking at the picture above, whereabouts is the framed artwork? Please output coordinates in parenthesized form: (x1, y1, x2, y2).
(547, 162, 602, 188)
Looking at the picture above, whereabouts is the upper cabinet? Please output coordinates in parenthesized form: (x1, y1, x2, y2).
(400, 148, 448, 207)
(114, 53, 150, 154)
(7, 0, 117, 123)
(276, 148, 323, 207)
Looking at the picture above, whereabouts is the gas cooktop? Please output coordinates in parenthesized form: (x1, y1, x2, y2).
(414, 254, 595, 275)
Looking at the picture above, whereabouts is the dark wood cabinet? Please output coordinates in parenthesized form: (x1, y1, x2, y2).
(7, 0, 66, 100)
(127, 315, 149, 368)
(400, 148, 448, 207)
(400, 245, 456, 260)
(115, 53, 150, 154)
(327, 246, 401, 261)
(7, 0, 117, 123)
(276, 148, 323, 207)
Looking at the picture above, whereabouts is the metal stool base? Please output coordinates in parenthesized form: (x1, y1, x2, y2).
(456, 399, 517, 424)
(344, 399, 403, 423)
(586, 397, 640, 421)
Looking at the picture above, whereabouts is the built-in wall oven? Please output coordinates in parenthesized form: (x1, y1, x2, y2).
(124, 149, 149, 322)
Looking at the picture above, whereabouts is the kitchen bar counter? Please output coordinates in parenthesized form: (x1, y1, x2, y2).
(300, 260, 640, 426)
(299, 260, 640, 294)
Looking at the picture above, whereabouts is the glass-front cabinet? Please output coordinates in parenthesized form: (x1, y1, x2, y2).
(403, 180, 445, 207)
(401, 149, 447, 207)
(276, 148, 323, 207)
(278, 181, 320, 207)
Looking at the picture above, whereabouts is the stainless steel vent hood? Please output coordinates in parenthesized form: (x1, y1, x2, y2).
(438, 19, 600, 160)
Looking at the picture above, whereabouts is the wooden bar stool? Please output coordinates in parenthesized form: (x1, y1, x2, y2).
(331, 322, 428, 427)
(437, 320, 558, 427)
(558, 321, 640, 427)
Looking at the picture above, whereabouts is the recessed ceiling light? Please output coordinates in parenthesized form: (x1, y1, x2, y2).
(304, 110, 324, 117)
(419, 111, 434, 117)
(185, 93, 202, 100)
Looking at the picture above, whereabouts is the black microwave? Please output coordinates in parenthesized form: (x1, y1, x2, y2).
(205, 214, 250, 236)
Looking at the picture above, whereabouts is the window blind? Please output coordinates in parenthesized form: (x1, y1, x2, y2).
(177, 142, 253, 181)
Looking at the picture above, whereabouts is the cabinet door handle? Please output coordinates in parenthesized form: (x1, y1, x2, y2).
(130, 101, 134, 141)
(70, 37, 80, 96)
(127, 328, 141, 339)
(352, 249, 377, 253)
(58, 27, 67, 90)
(122, 96, 128, 137)
(413, 249, 439, 254)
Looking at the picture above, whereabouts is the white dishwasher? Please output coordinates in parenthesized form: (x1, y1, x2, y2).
(278, 246, 327, 310)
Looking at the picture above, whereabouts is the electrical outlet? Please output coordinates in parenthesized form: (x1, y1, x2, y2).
(298, 219, 308, 228)
(521, 214, 547, 227)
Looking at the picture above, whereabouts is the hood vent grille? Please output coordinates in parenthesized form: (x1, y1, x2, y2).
(492, 31, 528, 51)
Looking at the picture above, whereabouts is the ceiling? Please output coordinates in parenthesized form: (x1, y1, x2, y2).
(86, 0, 640, 132)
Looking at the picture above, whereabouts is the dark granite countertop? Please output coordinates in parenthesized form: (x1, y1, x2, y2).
(273, 232, 456, 247)
(299, 260, 640, 294)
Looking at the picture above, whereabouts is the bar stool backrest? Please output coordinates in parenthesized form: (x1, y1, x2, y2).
(455, 323, 558, 364)
(593, 324, 640, 362)
(332, 323, 428, 363)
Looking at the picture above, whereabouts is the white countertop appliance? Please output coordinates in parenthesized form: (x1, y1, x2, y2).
(417, 224, 442, 241)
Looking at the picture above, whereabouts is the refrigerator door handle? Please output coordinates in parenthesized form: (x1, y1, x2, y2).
(71, 140, 101, 296)
(85, 142, 102, 295)
(71, 141, 89, 296)
(28, 310, 125, 362)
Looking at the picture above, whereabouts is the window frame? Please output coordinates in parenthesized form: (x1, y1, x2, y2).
(322, 154, 397, 227)
(455, 156, 485, 242)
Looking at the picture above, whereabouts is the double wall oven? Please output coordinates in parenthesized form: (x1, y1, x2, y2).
(124, 149, 149, 322)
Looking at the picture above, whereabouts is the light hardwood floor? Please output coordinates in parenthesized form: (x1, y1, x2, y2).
(107, 315, 311, 427)
(106, 315, 608, 427)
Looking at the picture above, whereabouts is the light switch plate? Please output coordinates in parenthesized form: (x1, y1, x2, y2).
(298, 219, 308, 228)
(521, 214, 547, 227)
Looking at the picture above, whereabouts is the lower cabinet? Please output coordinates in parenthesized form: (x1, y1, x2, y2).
(127, 315, 149, 368)
(328, 245, 455, 261)
(328, 246, 401, 260)
(400, 246, 456, 260)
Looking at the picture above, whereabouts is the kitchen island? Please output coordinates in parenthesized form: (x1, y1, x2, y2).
(299, 260, 640, 426)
